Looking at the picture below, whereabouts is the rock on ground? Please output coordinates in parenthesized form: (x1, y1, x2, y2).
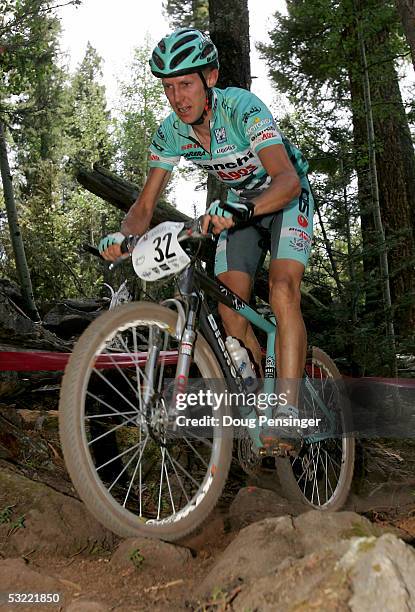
(111, 537, 192, 573)
(0, 469, 116, 557)
(227, 486, 304, 531)
(198, 510, 415, 612)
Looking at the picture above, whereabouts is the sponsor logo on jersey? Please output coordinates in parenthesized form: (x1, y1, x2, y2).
(150, 154, 160, 161)
(247, 117, 272, 134)
(299, 188, 310, 216)
(151, 140, 165, 153)
(298, 214, 308, 228)
(197, 150, 258, 182)
(181, 143, 200, 150)
(215, 144, 236, 155)
(221, 98, 233, 113)
(250, 127, 278, 142)
(183, 151, 205, 158)
(157, 127, 166, 141)
(282, 227, 312, 253)
(260, 132, 274, 141)
(214, 127, 227, 144)
(242, 106, 261, 124)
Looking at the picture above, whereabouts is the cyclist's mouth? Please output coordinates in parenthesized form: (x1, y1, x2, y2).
(178, 105, 191, 118)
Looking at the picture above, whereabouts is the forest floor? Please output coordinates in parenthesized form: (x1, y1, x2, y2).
(1, 388, 415, 611)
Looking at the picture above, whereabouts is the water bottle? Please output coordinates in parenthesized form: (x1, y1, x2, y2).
(225, 336, 258, 392)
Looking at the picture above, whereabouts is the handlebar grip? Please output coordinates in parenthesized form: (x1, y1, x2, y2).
(81, 243, 102, 258)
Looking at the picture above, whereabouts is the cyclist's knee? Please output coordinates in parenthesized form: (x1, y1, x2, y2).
(269, 277, 301, 314)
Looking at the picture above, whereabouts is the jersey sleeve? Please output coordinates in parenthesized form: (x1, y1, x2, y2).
(237, 91, 284, 155)
(148, 120, 181, 172)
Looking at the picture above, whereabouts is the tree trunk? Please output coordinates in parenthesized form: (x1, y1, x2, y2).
(0, 122, 40, 321)
(208, 0, 251, 90)
(358, 26, 397, 374)
(395, 0, 415, 72)
(206, 0, 251, 209)
(369, 27, 415, 337)
(346, 3, 415, 338)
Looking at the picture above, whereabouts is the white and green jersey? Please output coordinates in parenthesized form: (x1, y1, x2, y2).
(148, 86, 309, 197)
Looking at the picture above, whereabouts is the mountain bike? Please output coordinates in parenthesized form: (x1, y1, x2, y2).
(59, 216, 355, 541)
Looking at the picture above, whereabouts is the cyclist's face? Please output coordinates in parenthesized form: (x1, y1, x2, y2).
(161, 73, 207, 123)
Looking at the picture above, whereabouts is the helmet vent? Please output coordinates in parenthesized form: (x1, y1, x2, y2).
(171, 34, 198, 52)
(152, 52, 165, 70)
(158, 39, 166, 53)
(170, 47, 195, 69)
(200, 43, 215, 59)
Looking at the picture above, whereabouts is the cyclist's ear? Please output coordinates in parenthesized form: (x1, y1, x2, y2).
(204, 67, 218, 87)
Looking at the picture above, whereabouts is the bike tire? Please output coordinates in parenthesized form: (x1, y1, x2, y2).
(276, 347, 355, 510)
(59, 302, 232, 541)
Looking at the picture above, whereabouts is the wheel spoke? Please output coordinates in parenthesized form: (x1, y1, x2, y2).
(86, 390, 139, 419)
(169, 455, 202, 490)
(92, 368, 140, 413)
(183, 437, 209, 469)
(85, 410, 138, 420)
(107, 436, 149, 493)
(165, 448, 191, 504)
(157, 446, 166, 519)
(96, 438, 144, 472)
(88, 412, 142, 446)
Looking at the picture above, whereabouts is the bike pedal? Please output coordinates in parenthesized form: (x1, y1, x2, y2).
(259, 440, 295, 458)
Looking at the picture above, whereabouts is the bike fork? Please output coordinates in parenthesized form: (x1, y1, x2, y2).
(174, 293, 199, 393)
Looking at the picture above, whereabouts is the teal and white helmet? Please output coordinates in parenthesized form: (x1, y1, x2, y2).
(149, 28, 219, 78)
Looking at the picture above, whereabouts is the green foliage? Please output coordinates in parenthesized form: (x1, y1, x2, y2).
(259, 0, 415, 372)
(129, 548, 145, 568)
(162, 0, 209, 31)
(0, 505, 13, 524)
(0, 3, 117, 303)
(115, 39, 167, 187)
(64, 43, 114, 167)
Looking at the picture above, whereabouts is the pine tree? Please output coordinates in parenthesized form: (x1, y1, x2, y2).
(163, 0, 209, 30)
(115, 40, 167, 187)
(259, 0, 415, 343)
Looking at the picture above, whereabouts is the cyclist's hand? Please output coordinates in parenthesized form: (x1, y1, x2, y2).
(202, 199, 256, 235)
(98, 232, 126, 261)
(202, 200, 235, 235)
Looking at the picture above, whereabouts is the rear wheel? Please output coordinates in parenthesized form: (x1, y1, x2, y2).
(276, 347, 354, 510)
(59, 302, 232, 541)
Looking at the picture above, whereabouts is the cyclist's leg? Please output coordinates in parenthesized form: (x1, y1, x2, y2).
(215, 224, 265, 374)
(268, 176, 314, 410)
(269, 259, 306, 405)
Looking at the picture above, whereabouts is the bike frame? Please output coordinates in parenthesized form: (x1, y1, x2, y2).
(171, 264, 335, 449)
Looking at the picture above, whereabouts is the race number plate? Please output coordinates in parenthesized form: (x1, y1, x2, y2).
(132, 222, 190, 281)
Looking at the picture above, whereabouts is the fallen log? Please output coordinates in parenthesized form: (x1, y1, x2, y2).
(76, 163, 189, 224)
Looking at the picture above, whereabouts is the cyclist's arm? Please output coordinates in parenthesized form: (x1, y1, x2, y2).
(251, 144, 301, 216)
(121, 167, 171, 235)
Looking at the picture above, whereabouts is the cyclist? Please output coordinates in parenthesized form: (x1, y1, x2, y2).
(98, 28, 314, 443)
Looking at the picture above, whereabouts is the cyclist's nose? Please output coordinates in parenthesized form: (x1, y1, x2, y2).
(172, 88, 184, 106)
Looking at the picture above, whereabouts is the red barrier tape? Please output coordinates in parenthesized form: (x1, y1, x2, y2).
(0, 350, 179, 372)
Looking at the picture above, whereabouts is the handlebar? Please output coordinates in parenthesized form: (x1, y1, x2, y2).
(82, 205, 253, 270)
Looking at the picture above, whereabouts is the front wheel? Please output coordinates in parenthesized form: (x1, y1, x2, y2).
(59, 302, 232, 541)
(276, 347, 355, 510)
